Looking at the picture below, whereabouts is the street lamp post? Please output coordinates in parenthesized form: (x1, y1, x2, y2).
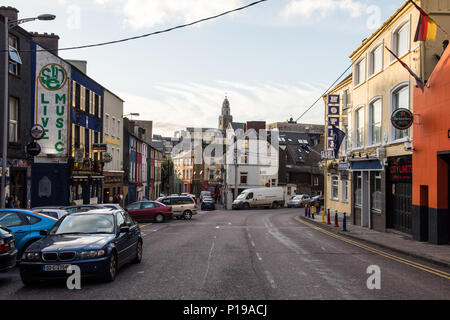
(1, 14, 55, 208)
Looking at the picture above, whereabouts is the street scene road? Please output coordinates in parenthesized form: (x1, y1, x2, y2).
(1, 208, 449, 300)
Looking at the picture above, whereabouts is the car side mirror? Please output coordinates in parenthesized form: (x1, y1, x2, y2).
(119, 226, 130, 234)
(40, 230, 48, 236)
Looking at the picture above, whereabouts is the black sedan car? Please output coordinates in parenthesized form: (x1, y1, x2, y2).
(201, 197, 216, 211)
(0, 224, 17, 272)
(19, 209, 142, 285)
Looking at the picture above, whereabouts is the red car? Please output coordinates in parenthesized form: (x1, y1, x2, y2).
(125, 201, 172, 223)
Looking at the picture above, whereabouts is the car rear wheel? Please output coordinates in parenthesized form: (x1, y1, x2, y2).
(103, 252, 118, 282)
(133, 240, 142, 264)
(155, 214, 165, 223)
(183, 210, 192, 220)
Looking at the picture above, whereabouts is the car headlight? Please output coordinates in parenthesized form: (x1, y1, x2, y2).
(80, 250, 105, 259)
(22, 252, 41, 261)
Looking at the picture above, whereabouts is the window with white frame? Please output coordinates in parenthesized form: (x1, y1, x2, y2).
(369, 98, 382, 145)
(354, 58, 366, 86)
(331, 175, 339, 200)
(369, 45, 383, 76)
(342, 123, 349, 154)
(105, 114, 109, 135)
(8, 35, 21, 75)
(392, 84, 410, 140)
(112, 117, 116, 138)
(355, 107, 364, 148)
(342, 89, 350, 109)
(342, 180, 348, 202)
(392, 22, 410, 58)
(8, 97, 19, 143)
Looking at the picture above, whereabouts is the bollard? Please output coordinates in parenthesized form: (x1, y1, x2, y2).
(321, 209, 325, 223)
(334, 210, 339, 227)
(327, 208, 331, 225)
(342, 212, 347, 232)
(312, 206, 315, 219)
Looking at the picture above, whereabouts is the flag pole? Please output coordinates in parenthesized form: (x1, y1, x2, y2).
(409, 0, 449, 38)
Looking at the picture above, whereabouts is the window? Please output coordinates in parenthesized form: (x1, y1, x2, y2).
(342, 123, 349, 154)
(85, 128, 90, 156)
(355, 59, 366, 85)
(142, 202, 156, 209)
(117, 120, 121, 139)
(369, 99, 382, 145)
(342, 180, 348, 202)
(342, 89, 350, 109)
(209, 170, 214, 181)
(355, 173, 362, 206)
(8, 97, 19, 143)
(85, 88, 90, 113)
(392, 85, 409, 140)
(112, 118, 116, 138)
(116, 212, 125, 229)
(393, 22, 410, 57)
(313, 176, 319, 186)
(105, 114, 109, 134)
(75, 83, 81, 108)
(240, 172, 248, 185)
(0, 211, 26, 227)
(25, 215, 41, 225)
(355, 107, 364, 148)
(74, 125, 81, 149)
(94, 94, 100, 117)
(371, 172, 382, 211)
(369, 45, 383, 76)
(8, 35, 20, 75)
(331, 176, 339, 200)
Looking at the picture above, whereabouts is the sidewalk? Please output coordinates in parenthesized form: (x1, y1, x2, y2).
(298, 209, 450, 268)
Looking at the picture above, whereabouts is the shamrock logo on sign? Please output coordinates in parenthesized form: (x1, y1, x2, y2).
(39, 63, 67, 90)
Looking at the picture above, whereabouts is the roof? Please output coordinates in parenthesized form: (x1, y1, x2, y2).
(349, 0, 411, 59)
(231, 122, 245, 130)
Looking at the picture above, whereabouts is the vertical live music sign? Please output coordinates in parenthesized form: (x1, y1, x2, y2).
(34, 45, 71, 162)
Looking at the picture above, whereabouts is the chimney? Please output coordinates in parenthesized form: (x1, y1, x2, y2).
(0, 6, 19, 22)
(30, 32, 59, 55)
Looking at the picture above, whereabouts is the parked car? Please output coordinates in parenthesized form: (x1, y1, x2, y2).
(32, 207, 70, 220)
(0, 209, 58, 257)
(0, 224, 17, 272)
(158, 196, 198, 220)
(232, 187, 284, 210)
(287, 194, 310, 208)
(200, 191, 212, 202)
(64, 204, 105, 214)
(20, 209, 142, 285)
(125, 201, 172, 223)
(309, 195, 324, 208)
(201, 197, 216, 211)
(181, 193, 197, 202)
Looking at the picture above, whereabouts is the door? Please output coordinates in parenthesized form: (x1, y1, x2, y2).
(141, 202, 157, 220)
(115, 212, 133, 265)
(125, 202, 142, 221)
(0, 211, 30, 251)
(361, 172, 371, 228)
(10, 169, 26, 208)
(390, 182, 412, 234)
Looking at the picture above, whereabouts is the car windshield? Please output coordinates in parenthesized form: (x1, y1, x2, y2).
(293, 196, 303, 200)
(236, 193, 247, 200)
(50, 214, 115, 235)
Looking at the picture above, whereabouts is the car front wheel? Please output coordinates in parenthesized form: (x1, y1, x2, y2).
(103, 252, 118, 282)
(183, 210, 192, 220)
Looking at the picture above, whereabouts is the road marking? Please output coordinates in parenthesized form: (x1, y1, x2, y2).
(264, 270, 277, 289)
(251, 241, 256, 247)
(202, 240, 215, 287)
(256, 252, 263, 261)
(248, 233, 252, 239)
(139, 223, 153, 229)
(295, 217, 450, 280)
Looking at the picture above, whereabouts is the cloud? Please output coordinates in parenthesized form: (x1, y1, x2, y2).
(94, 0, 243, 29)
(282, 0, 367, 20)
(119, 80, 327, 137)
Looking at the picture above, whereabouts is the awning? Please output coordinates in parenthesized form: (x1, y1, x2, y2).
(350, 160, 383, 171)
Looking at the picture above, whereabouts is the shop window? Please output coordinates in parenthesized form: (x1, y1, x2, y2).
(331, 175, 339, 200)
(355, 172, 362, 207)
(342, 180, 348, 202)
(371, 172, 382, 211)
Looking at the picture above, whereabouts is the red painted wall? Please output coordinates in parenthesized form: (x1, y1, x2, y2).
(413, 47, 450, 210)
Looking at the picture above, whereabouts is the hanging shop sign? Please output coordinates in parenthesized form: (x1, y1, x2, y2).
(34, 44, 71, 163)
(328, 94, 340, 105)
(30, 124, 45, 140)
(26, 142, 41, 157)
(328, 105, 340, 115)
(391, 108, 413, 130)
(93, 143, 107, 152)
(321, 150, 335, 160)
(328, 117, 339, 126)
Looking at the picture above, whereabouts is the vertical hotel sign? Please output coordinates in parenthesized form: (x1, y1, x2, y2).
(34, 45, 71, 162)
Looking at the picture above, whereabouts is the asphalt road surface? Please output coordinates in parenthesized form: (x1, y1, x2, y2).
(0, 208, 449, 299)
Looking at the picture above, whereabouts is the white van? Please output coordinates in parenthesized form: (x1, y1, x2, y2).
(232, 187, 285, 210)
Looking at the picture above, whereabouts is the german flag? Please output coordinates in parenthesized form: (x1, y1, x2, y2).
(411, 0, 437, 41)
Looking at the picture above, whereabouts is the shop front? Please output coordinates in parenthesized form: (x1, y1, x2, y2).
(70, 161, 104, 205)
(1, 159, 32, 208)
(350, 159, 385, 231)
(102, 173, 123, 204)
(386, 155, 412, 234)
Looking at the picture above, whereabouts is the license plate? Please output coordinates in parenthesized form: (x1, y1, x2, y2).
(43, 264, 71, 272)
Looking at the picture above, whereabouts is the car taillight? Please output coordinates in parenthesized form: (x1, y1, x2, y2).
(194, 204, 197, 209)
(0, 239, 10, 253)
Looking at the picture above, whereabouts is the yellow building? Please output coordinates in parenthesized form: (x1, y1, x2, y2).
(323, 0, 450, 233)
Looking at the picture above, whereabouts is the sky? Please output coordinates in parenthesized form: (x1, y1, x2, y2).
(7, 0, 405, 136)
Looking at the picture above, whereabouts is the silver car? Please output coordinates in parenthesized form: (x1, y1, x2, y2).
(287, 195, 310, 208)
(32, 207, 70, 219)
